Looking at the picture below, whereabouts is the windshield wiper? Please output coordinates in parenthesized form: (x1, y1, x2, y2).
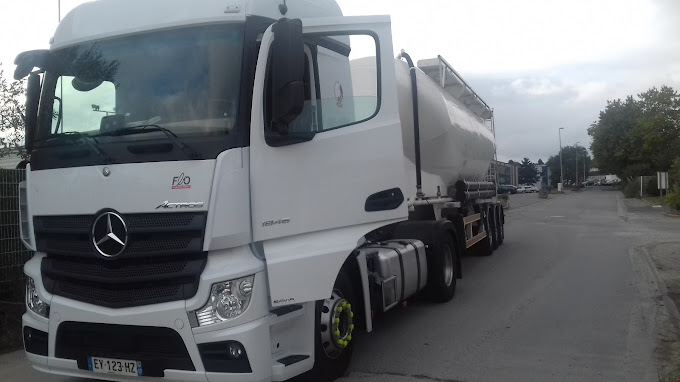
(39, 132, 114, 163)
(96, 124, 202, 160)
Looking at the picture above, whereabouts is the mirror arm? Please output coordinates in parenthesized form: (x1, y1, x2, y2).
(53, 97, 63, 134)
(24, 73, 42, 153)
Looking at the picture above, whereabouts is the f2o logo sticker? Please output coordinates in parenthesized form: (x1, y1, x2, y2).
(172, 173, 191, 190)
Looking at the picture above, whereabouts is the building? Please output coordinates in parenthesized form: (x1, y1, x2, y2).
(490, 160, 519, 186)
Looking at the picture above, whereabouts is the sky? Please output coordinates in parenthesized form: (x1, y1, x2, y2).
(2, 0, 679, 163)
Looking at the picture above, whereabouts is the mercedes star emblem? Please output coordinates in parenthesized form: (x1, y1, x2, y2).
(92, 211, 128, 258)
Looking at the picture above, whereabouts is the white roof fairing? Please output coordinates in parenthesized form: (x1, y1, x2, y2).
(51, 0, 343, 49)
(418, 56, 494, 122)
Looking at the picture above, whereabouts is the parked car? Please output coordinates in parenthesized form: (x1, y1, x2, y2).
(521, 185, 539, 193)
(499, 185, 518, 194)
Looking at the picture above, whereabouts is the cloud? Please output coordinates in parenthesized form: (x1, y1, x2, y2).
(565, 81, 609, 105)
(509, 78, 567, 96)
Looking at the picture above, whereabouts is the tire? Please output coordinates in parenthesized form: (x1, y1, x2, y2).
(308, 270, 357, 381)
(427, 229, 458, 303)
(497, 205, 505, 246)
(490, 205, 499, 250)
(447, 213, 468, 261)
(475, 205, 494, 256)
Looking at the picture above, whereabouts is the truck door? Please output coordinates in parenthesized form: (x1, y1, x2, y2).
(250, 17, 408, 305)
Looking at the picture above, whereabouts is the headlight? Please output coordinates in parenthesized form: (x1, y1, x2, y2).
(26, 277, 49, 318)
(192, 275, 254, 327)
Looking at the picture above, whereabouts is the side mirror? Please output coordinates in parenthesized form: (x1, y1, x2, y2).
(14, 50, 49, 80)
(269, 19, 305, 136)
(24, 73, 42, 153)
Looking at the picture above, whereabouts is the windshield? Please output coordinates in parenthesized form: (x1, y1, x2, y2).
(37, 23, 244, 143)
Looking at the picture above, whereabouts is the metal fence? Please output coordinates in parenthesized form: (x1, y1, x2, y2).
(0, 169, 31, 301)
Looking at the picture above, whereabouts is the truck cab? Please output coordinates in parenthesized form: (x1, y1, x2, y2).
(17, 1, 410, 381)
(16, 1, 503, 381)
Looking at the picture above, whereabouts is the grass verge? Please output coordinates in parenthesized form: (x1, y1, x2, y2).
(643, 197, 666, 206)
(645, 243, 680, 381)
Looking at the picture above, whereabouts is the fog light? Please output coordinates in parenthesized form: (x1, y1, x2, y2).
(23, 327, 48, 356)
(198, 341, 251, 373)
(227, 342, 244, 359)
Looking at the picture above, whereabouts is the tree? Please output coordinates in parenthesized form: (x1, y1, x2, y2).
(537, 159, 544, 165)
(518, 157, 540, 185)
(588, 96, 641, 178)
(635, 86, 680, 172)
(546, 146, 591, 187)
(0, 63, 26, 158)
(588, 85, 680, 181)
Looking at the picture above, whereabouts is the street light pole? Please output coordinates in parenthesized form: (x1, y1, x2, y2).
(583, 148, 586, 182)
(575, 141, 580, 185)
(559, 128, 564, 187)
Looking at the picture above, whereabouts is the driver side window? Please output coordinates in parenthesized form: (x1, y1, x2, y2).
(51, 76, 116, 134)
(265, 33, 379, 140)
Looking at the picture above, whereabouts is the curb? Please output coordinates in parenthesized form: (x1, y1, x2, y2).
(664, 212, 680, 218)
(636, 245, 680, 324)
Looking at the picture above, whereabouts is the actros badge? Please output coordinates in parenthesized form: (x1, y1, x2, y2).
(156, 201, 204, 209)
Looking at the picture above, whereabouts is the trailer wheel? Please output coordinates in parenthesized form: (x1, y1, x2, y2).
(497, 205, 505, 245)
(475, 205, 494, 256)
(309, 270, 356, 381)
(427, 230, 458, 302)
(490, 205, 499, 250)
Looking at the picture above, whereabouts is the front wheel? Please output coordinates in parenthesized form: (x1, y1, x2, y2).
(308, 270, 357, 381)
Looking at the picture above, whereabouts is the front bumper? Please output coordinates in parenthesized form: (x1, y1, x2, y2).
(22, 247, 273, 382)
(23, 313, 271, 382)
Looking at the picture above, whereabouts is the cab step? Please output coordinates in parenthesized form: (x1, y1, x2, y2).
(270, 304, 303, 316)
(277, 354, 309, 366)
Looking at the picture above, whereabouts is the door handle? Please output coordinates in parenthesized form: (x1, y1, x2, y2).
(365, 188, 404, 212)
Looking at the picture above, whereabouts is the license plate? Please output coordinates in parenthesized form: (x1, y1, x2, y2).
(88, 356, 143, 377)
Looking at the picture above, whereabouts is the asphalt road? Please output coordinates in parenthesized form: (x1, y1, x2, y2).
(2, 189, 678, 382)
(341, 189, 679, 382)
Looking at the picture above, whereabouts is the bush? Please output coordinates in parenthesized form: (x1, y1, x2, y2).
(667, 191, 680, 211)
(623, 179, 640, 198)
(671, 157, 680, 191)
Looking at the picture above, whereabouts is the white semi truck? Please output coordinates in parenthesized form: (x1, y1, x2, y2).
(14, 0, 504, 381)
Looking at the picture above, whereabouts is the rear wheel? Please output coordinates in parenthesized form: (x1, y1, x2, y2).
(497, 206, 505, 245)
(427, 230, 458, 302)
(490, 205, 499, 250)
(309, 270, 356, 381)
(475, 205, 494, 256)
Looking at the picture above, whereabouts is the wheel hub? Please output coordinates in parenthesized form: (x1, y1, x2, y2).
(320, 291, 354, 358)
